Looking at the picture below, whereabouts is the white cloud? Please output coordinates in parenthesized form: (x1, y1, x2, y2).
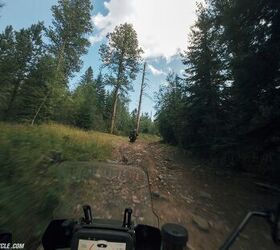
(90, 0, 198, 59)
(148, 64, 167, 76)
(88, 34, 103, 44)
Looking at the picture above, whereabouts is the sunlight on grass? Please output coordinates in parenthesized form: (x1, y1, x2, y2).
(0, 122, 126, 248)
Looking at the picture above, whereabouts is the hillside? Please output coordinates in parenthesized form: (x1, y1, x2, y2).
(0, 123, 127, 247)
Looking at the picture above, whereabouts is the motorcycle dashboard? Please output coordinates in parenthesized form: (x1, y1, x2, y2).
(77, 239, 126, 250)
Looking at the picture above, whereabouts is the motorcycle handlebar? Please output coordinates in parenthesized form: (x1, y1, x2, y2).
(1, 204, 279, 250)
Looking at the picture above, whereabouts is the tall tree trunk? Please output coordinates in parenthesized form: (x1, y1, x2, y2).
(136, 62, 146, 134)
(110, 56, 124, 134)
(110, 87, 119, 134)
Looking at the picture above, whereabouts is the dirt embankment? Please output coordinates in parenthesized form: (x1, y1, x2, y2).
(114, 139, 280, 250)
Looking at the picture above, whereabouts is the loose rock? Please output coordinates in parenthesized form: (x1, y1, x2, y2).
(192, 215, 210, 232)
(132, 195, 140, 204)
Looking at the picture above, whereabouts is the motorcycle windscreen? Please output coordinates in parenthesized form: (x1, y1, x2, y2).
(51, 161, 158, 227)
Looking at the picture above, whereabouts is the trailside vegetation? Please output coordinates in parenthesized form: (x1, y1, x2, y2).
(155, 1, 280, 175)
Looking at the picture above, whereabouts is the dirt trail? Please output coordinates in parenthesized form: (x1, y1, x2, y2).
(115, 139, 280, 250)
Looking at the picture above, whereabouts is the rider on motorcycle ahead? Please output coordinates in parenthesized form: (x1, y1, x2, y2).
(129, 129, 138, 142)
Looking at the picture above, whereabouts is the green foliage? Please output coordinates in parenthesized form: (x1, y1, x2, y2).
(0, 0, 94, 125)
(140, 133, 160, 142)
(156, 0, 280, 175)
(72, 67, 100, 129)
(180, 4, 226, 152)
(115, 99, 133, 135)
(103, 92, 133, 135)
(95, 72, 106, 116)
(100, 23, 143, 92)
(0, 4, 153, 135)
(29, 0, 94, 125)
(0, 23, 48, 120)
(139, 112, 158, 134)
(17, 55, 57, 122)
(47, 0, 93, 78)
(156, 73, 185, 144)
(99, 23, 143, 133)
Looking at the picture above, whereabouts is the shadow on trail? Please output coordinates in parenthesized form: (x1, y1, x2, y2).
(119, 139, 280, 250)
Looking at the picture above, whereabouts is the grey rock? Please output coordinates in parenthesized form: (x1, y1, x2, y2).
(180, 194, 194, 204)
(132, 195, 140, 204)
(192, 215, 210, 232)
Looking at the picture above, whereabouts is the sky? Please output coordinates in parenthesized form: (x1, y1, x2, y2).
(0, 0, 198, 117)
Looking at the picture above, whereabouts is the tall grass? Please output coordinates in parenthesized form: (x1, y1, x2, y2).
(0, 122, 126, 248)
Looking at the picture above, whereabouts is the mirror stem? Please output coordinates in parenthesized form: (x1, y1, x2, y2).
(219, 211, 269, 250)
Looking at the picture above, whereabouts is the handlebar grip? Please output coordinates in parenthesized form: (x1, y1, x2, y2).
(161, 223, 188, 250)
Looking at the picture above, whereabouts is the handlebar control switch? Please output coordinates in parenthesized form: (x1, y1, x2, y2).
(161, 223, 188, 250)
(82, 205, 93, 224)
(122, 208, 133, 228)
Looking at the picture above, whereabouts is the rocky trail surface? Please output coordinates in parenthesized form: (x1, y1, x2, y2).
(48, 138, 279, 250)
(114, 139, 279, 250)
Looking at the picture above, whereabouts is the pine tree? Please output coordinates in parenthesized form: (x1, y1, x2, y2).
(32, 0, 93, 124)
(181, 4, 225, 153)
(156, 0, 280, 174)
(155, 73, 184, 144)
(72, 67, 96, 129)
(0, 23, 47, 120)
(211, 0, 280, 169)
(99, 23, 143, 133)
(94, 72, 106, 117)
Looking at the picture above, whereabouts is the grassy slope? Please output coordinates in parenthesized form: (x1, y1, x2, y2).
(0, 123, 127, 247)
